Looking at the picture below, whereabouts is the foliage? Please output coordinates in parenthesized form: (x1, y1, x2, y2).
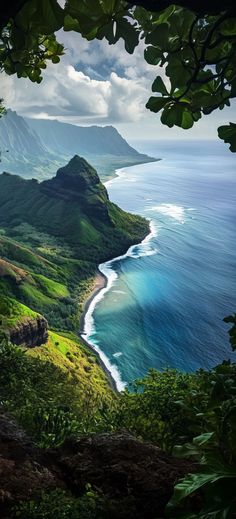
(0, 1, 235, 146)
(0, 0, 64, 83)
(218, 123, 236, 152)
(0, 156, 148, 332)
(223, 313, 236, 350)
(106, 368, 202, 451)
(167, 361, 236, 518)
(100, 362, 236, 452)
(13, 487, 106, 519)
(0, 338, 113, 447)
(0, 98, 6, 117)
(143, 6, 236, 141)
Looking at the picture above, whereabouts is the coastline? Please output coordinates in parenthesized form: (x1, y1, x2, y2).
(79, 272, 107, 336)
(78, 159, 158, 392)
(78, 221, 156, 392)
(102, 157, 161, 183)
(78, 271, 120, 392)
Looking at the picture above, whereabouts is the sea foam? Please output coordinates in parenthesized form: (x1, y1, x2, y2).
(81, 217, 158, 391)
(149, 203, 186, 223)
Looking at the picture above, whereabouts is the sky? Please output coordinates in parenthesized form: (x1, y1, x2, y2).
(1, 28, 236, 141)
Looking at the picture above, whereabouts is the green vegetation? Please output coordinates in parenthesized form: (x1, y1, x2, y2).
(0, 243, 83, 331)
(0, 155, 148, 453)
(168, 360, 236, 518)
(13, 488, 106, 519)
(0, 337, 113, 448)
(0, 295, 39, 327)
(0, 333, 235, 518)
(0, 1, 235, 148)
(0, 156, 149, 262)
(0, 2, 235, 517)
(0, 110, 155, 181)
(0, 156, 149, 331)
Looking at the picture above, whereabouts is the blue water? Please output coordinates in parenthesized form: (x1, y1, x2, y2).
(82, 140, 236, 389)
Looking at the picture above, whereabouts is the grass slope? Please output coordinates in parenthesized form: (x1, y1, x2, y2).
(0, 156, 149, 407)
(0, 156, 149, 262)
(27, 330, 112, 398)
(0, 235, 94, 330)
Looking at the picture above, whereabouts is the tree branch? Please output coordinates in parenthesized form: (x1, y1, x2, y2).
(129, 0, 236, 16)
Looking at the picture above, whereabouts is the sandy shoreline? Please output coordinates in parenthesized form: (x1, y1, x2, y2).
(77, 158, 155, 392)
(79, 271, 107, 335)
(78, 270, 118, 393)
(78, 220, 153, 392)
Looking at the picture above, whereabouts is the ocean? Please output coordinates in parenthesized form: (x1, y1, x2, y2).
(81, 139, 236, 390)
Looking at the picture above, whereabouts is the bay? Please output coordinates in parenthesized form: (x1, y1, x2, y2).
(82, 139, 236, 389)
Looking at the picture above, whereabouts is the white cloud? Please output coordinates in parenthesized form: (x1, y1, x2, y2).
(0, 39, 156, 124)
(1, 29, 235, 138)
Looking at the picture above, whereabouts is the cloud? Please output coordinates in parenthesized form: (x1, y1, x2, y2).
(2, 28, 234, 138)
(0, 30, 162, 125)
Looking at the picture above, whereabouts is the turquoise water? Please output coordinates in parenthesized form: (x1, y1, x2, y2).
(82, 140, 236, 390)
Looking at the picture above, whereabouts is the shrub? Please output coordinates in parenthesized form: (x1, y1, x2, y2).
(13, 487, 107, 519)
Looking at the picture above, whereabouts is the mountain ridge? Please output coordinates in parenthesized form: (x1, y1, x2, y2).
(0, 110, 156, 179)
(0, 155, 149, 261)
(26, 116, 142, 157)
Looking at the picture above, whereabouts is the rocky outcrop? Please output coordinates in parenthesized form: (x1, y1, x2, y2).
(9, 315, 48, 347)
(41, 155, 111, 223)
(0, 417, 195, 519)
(0, 414, 196, 519)
(41, 155, 108, 199)
(0, 413, 63, 518)
(57, 431, 194, 519)
(0, 259, 30, 284)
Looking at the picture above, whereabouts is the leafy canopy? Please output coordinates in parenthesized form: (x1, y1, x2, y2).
(0, 0, 236, 149)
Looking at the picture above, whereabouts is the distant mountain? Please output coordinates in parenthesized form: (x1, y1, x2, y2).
(0, 110, 46, 158)
(27, 117, 141, 157)
(0, 155, 149, 262)
(0, 110, 156, 180)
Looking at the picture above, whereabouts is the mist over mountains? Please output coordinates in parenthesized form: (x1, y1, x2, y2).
(0, 110, 155, 180)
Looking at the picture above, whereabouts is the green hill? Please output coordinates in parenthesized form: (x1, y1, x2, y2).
(0, 155, 149, 262)
(0, 156, 148, 409)
(0, 155, 149, 332)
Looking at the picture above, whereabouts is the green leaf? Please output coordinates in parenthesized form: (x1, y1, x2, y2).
(223, 314, 236, 351)
(161, 104, 194, 129)
(168, 472, 228, 506)
(63, 14, 81, 32)
(166, 57, 192, 91)
(144, 46, 163, 65)
(51, 55, 60, 64)
(145, 23, 169, 49)
(152, 5, 176, 25)
(193, 432, 214, 447)
(113, 18, 140, 54)
(218, 123, 236, 153)
(220, 19, 236, 36)
(38, 0, 64, 32)
(146, 96, 169, 113)
(152, 76, 168, 95)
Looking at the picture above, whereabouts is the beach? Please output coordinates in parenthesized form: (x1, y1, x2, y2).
(79, 271, 120, 392)
(78, 219, 154, 392)
(79, 272, 107, 335)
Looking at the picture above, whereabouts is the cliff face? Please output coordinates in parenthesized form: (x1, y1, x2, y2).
(9, 315, 48, 347)
(41, 155, 110, 223)
(26, 117, 143, 157)
(0, 110, 154, 179)
(0, 413, 63, 519)
(0, 110, 46, 159)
